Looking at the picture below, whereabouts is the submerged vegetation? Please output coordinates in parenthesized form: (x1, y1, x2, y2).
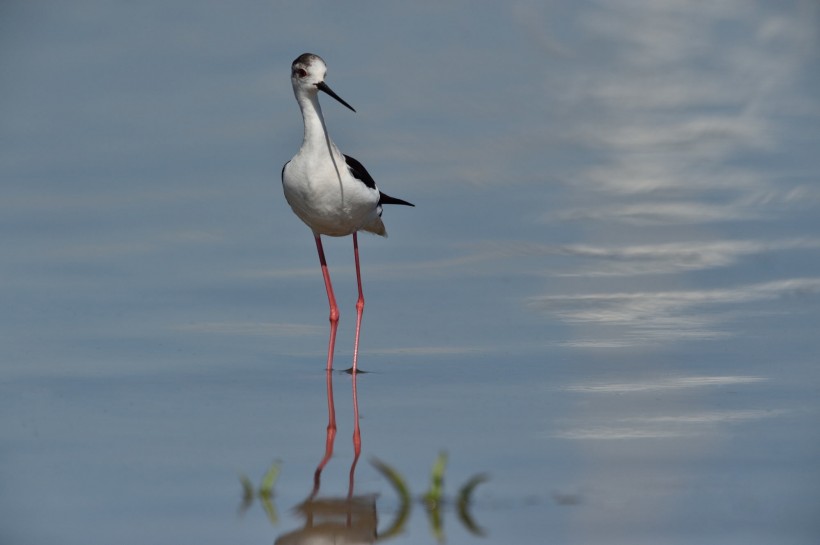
(240, 452, 488, 542)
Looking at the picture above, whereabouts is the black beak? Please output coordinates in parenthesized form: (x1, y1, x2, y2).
(316, 81, 356, 112)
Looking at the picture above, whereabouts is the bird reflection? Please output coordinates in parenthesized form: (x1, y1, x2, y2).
(252, 371, 488, 543)
(275, 370, 376, 545)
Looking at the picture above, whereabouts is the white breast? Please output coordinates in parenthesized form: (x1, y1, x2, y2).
(282, 150, 384, 237)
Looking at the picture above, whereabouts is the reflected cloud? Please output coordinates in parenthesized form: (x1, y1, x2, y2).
(563, 375, 767, 393)
(567, 160, 771, 197)
(550, 201, 767, 226)
(544, 238, 820, 276)
(573, 116, 771, 155)
(363, 237, 820, 280)
(554, 409, 788, 440)
(548, 0, 820, 230)
(530, 277, 820, 344)
(738, 184, 820, 208)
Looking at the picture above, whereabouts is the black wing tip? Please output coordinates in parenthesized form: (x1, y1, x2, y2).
(379, 192, 415, 207)
(344, 155, 414, 207)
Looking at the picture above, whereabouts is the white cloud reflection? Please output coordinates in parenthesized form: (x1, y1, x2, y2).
(530, 277, 820, 344)
(551, 200, 766, 225)
(501, 1, 820, 352)
(546, 238, 820, 276)
(554, 409, 788, 440)
(556, 373, 782, 443)
(563, 375, 766, 393)
(353, 237, 820, 280)
(547, 0, 820, 230)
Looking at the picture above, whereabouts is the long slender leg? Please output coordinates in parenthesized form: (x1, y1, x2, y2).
(352, 232, 365, 373)
(315, 235, 339, 371)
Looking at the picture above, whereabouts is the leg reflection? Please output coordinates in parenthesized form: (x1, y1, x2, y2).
(310, 369, 336, 500)
(348, 370, 362, 499)
(277, 371, 375, 545)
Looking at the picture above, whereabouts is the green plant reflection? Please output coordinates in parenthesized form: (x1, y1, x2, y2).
(239, 370, 488, 542)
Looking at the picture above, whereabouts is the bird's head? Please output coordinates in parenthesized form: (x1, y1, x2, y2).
(291, 53, 356, 112)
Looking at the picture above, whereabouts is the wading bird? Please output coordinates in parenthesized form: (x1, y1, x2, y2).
(281, 53, 414, 373)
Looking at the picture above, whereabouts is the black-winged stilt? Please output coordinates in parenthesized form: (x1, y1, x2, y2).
(281, 53, 414, 373)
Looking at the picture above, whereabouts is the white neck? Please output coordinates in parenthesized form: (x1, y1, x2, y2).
(294, 87, 345, 188)
(296, 90, 331, 152)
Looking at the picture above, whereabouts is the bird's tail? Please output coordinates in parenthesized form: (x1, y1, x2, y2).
(361, 217, 388, 237)
(379, 192, 415, 207)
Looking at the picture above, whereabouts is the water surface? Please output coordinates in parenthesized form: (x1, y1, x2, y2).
(2, 1, 819, 543)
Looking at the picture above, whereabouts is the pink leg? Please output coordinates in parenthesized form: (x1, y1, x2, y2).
(352, 232, 365, 373)
(315, 235, 339, 371)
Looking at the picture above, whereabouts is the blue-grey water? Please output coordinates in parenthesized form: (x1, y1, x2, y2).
(2, 1, 819, 544)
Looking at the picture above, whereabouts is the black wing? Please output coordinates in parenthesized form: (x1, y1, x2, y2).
(344, 154, 415, 207)
(344, 154, 377, 190)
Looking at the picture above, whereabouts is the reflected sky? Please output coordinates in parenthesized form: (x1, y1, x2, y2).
(2, 1, 819, 544)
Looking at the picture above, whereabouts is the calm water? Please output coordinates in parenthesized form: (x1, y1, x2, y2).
(2, 1, 819, 544)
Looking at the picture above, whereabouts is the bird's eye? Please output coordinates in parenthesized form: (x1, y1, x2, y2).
(294, 68, 307, 78)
